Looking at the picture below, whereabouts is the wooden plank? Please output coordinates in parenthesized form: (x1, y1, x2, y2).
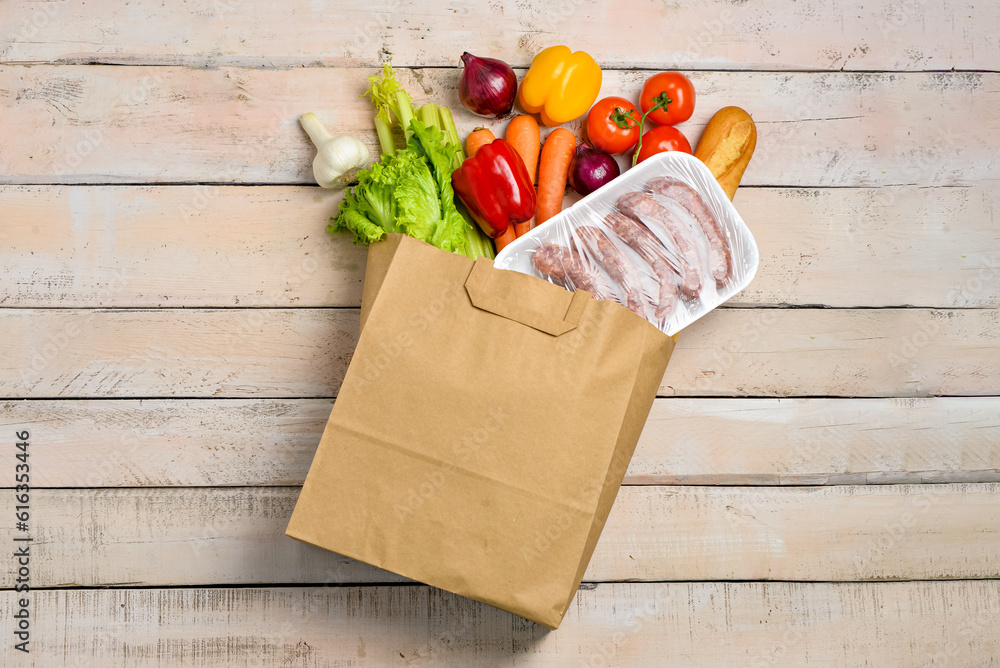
(4, 485, 998, 587)
(4, 398, 999, 487)
(0, 185, 367, 308)
(0, 308, 359, 399)
(3, 307, 998, 399)
(5, 582, 999, 666)
(1, 66, 996, 187)
(3, 582, 998, 666)
(633, 397, 1000, 485)
(3, 184, 998, 308)
(1, 0, 996, 72)
(663, 307, 1000, 398)
(0, 399, 336, 488)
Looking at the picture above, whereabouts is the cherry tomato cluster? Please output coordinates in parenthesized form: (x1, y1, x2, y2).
(585, 72, 695, 164)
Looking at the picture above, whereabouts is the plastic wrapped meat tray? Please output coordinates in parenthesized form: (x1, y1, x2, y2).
(494, 151, 760, 336)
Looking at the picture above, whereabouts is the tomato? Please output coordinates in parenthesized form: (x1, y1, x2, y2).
(635, 126, 692, 163)
(586, 97, 641, 154)
(639, 72, 695, 126)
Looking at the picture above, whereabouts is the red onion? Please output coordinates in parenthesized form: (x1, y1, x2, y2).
(459, 52, 517, 118)
(568, 143, 621, 196)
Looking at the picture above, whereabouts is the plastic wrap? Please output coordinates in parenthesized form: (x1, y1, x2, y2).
(494, 151, 759, 336)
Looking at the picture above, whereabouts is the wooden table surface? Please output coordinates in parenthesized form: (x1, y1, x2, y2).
(2, 1, 1000, 665)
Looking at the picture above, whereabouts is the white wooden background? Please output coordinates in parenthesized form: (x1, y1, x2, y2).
(2, 0, 1000, 665)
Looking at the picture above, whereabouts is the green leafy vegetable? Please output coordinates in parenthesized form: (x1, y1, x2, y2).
(335, 191, 388, 246)
(330, 120, 469, 254)
(363, 63, 415, 155)
(349, 160, 399, 234)
(329, 63, 494, 259)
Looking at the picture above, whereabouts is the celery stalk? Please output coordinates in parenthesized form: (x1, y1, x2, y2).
(438, 106, 465, 168)
(374, 116, 395, 157)
(420, 102, 477, 259)
(461, 229, 479, 260)
(437, 106, 496, 258)
(396, 91, 415, 142)
(475, 220, 497, 259)
(419, 102, 480, 260)
(420, 103, 439, 130)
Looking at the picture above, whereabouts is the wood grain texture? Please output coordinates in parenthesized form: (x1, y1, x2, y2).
(3, 398, 998, 487)
(0, 0, 996, 660)
(1, 66, 996, 187)
(0, 185, 366, 308)
(1, 308, 359, 399)
(633, 397, 1000, 485)
(1, 0, 996, 71)
(3, 485, 998, 587)
(0, 399, 336, 488)
(3, 582, 998, 666)
(3, 307, 998, 398)
(3, 184, 998, 308)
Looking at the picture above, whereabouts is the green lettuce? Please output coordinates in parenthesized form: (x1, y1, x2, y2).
(329, 62, 493, 259)
(329, 119, 471, 254)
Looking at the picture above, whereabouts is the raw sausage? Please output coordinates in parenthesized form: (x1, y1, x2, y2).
(532, 243, 619, 305)
(602, 212, 681, 320)
(647, 177, 731, 285)
(616, 192, 701, 298)
(572, 226, 648, 318)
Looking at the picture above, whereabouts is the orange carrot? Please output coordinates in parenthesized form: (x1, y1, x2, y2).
(506, 115, 541, 237)
(506, 115, 540, 183)
(465, 127, 496, 158)
(535, 128, 576, 226)
(493, 225, 517, 253)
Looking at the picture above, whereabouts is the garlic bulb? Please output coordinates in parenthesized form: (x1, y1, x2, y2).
(300, 112, 370, 188)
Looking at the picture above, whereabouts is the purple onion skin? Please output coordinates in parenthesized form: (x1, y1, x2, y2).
(569, 143, 621, 196)
(459, 52, 517, 118)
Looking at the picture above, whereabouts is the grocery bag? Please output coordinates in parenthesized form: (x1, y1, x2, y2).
(286, 233, 674, 629)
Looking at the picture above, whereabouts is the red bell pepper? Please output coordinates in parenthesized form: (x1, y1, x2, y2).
(451, 138, 536, 239)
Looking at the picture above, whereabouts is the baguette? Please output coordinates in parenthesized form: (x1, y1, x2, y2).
(693, 106, 756, 201)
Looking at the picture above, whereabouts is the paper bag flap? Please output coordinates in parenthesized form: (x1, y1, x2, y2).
(464, 257, 590, 336)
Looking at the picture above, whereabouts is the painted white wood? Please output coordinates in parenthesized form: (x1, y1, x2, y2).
(2, 184, 997, 308)
(662, 307, 1000, 398)
(1, 308, 358, 399)
(0, 66, 995, 187)
(1, 0, 997, 659)
(634, 397, 1000, 485)
(3, 307, 997, 398)
(3, 398, 998, 487)
(1, 0, 995, 71)
(627, 397, 1000, 485)
(0, 185, 367, 308)
(4, 582, 998, 665)
(3, 485, 997, 587)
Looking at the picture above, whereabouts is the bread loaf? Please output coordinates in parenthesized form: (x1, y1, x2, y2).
(694, 106, 756, 201)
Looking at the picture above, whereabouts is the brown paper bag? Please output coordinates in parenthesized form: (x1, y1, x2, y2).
(286, 234, 674, 629)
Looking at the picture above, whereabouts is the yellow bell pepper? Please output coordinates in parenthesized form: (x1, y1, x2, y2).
(518, 46, 602, 127)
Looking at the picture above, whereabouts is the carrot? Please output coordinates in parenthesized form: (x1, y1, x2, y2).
(506, 115, 540, 183)
(535, 128, 576, 226)
(493, 225, 517, 253)
(465, 127, 496, 158)
(506, 115, 541, 237)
